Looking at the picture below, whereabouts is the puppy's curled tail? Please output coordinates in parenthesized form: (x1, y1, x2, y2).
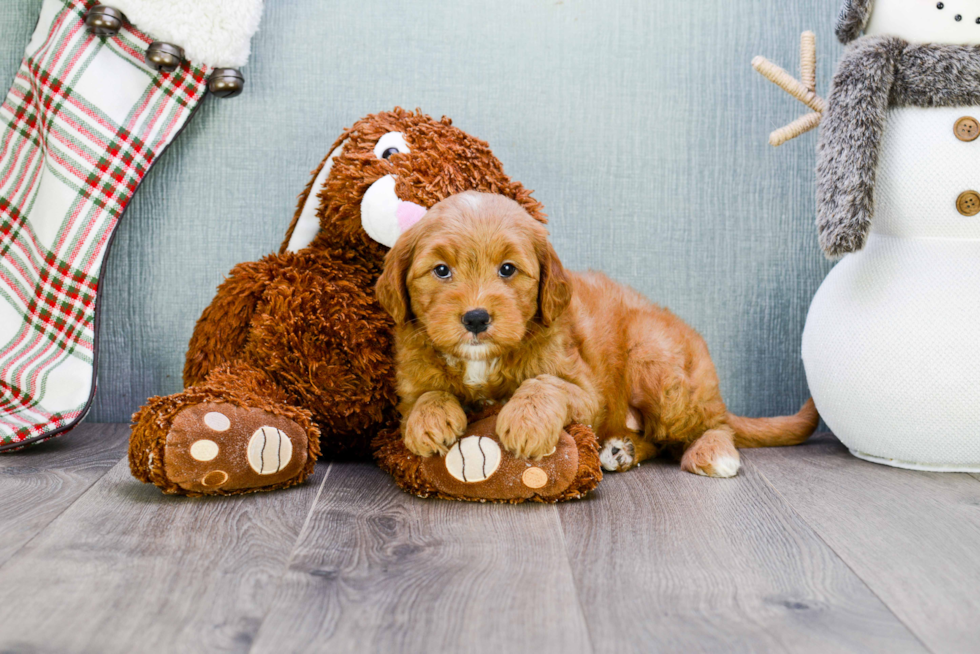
(728, 398, 819, 448)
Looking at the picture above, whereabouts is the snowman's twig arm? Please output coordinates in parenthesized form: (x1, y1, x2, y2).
(752, 56, 826, 114)
(753, 32, 826, 146)
(801, 31, 816, 92)
(816, 36, 902, 258)
(770, 112, 822, 147)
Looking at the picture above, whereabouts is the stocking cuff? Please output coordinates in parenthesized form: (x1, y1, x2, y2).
(110, 0, 265, 68)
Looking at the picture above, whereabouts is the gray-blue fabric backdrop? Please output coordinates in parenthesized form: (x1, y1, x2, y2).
(0, 0, 840, 424)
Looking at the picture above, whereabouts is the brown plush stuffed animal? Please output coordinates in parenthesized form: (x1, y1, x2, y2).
(129, 108, 586, 496)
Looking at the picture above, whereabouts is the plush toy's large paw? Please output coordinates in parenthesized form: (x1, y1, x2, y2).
(132, 400, 318, 496)
(374, 412, 603, 504)
(403, 395, 467, 457)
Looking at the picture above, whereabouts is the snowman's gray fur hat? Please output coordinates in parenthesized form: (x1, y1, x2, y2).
(836, 0, 874, 43)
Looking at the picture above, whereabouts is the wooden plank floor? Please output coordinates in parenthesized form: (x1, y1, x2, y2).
(0, 426, 976, 653)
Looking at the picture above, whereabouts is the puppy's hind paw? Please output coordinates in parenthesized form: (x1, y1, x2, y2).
(683, 454, 740, 478)
(599, 437, 636, 472)
(680, 430, 741, 478)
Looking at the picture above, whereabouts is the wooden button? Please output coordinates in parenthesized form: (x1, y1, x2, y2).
(522, 467, 548, 489)
(955, 117, 980, 142)
(957, 191, 980, 216)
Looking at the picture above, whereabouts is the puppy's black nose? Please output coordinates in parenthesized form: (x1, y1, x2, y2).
(462, 308, 491, 334)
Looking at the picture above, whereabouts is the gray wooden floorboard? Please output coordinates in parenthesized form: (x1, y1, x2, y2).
(557, 455, 926, 654)
(0, 423, 128, 567)
(749, 433, 980, 653)
(249, 462, 594, 654)
(0, 451, 326, 654)
(4, 426, 976, 653)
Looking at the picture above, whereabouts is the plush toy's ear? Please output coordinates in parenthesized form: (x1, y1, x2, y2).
(376, 230, 417, 324)
(536, 238, 572, 327)
(279, 132, 349, 254)
(836, 0, 874, 44)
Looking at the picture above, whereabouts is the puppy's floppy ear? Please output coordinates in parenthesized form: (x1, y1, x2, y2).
(536, 238, 572, 327)
(376, 231, 417, 324)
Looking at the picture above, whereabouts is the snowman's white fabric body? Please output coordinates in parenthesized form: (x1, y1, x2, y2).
(804, 0, 980, 470)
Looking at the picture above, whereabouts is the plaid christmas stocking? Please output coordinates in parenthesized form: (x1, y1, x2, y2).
(0, 0, 261, 450)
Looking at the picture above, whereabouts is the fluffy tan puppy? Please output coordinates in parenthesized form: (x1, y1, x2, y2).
(376, 192, 818, 477)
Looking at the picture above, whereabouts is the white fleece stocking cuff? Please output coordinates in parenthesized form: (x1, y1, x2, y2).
(110, 0, 265, 68)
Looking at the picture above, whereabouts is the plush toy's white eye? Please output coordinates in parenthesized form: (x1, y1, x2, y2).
(374, 132, 410, 160)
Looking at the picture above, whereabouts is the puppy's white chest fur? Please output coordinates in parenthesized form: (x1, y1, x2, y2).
(463, 358, 498, 387)
(444, 354, 499, 388)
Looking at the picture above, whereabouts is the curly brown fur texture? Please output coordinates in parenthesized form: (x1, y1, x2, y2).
(378, 193, 818, 479)
(182, 248, 399, 457)
(836, 0, 874, 44)
(178, 109, 544, 459)
(133, 108, 545, 495)
(373, 405, 601, 503)
(817, 38, 980, 257)
(278, 112, 545, 259)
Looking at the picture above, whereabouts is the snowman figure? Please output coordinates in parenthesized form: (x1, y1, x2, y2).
(802, 0, 980, 470)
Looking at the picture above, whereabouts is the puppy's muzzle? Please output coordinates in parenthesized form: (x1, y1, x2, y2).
(461, 309, 491, 334)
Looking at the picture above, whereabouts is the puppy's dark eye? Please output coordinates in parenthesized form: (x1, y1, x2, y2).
(498, 263, 517, 278)
(381, 147, 400, 159)
(433, 264, 452, 279)
(937, 2, 944, 8)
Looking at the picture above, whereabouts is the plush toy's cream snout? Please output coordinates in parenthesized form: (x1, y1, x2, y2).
(360, 174, 428, 248)
(285, 131, 429, 252)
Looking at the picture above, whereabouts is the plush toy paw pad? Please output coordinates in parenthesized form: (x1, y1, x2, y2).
(247, 426, 293, 474)
(420, 414, 579, 501)
(189, 439, 219, 461)
(203, 411, 231, 431)
(164, 403, 309, 494)
(445, 436, 501, 482)
(521, 466, 549, 489)
(599, 438, 636, 471)
(202, 470, 229, 487)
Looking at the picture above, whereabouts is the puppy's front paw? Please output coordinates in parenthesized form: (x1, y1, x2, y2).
(404, 400, 467, 457)
(496, 390, 564, 459)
